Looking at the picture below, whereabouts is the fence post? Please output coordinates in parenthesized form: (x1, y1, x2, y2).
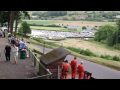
(58, 65, 60, 79)
(38, 63, 41, 75)
(34, 54, 37, 67)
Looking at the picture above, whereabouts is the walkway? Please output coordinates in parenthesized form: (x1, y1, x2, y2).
(0, 38, 37, 79)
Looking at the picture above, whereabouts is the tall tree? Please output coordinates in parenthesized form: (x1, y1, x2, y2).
(14, 11, 30, 37)
(0, 11, 9, 27)
(116, 20, 120, 43)
(9, 11, 16, 34)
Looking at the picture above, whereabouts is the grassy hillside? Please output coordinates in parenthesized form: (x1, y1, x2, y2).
(29, 11, 120, 21)
(24, 20, 115, 27)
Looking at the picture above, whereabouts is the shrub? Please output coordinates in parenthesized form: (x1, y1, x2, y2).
(67, 47, 81, 53)
(82, 26, 87, 30)
(80, 49, 96, 56)
(63, 26, 67, 28)
(112, 56, 120, 61)
(100, 40, 107, 44)
(67, 47, 96, 57)
(100, 55, 112, 60)
(113, 44, 120, 50)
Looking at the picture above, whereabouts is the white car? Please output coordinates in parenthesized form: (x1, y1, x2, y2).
(2, 27, 8, 32)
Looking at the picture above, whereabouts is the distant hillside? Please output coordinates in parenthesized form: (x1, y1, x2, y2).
(28, 11, 120, 21)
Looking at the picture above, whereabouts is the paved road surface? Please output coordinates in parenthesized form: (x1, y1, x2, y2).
(28, 43, 120, 79)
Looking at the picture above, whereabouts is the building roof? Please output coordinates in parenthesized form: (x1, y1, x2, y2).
(40, 47, 70, 66)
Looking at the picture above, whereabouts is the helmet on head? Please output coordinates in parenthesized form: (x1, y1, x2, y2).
(80, 61, 84, 64)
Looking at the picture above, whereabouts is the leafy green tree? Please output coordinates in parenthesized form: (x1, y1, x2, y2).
(94, 25, 117, 45)
(18, 21, 31, 36)
(14, 11, 30, 37)
(0, 11, 10, 27)
(116, 20, 120, 43)
(82, 26, 87, 30)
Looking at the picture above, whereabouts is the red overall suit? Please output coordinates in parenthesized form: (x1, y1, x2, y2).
(77, 64, 85, 79)
(60, 62, 69, 79)
(70, 59, 77, 79)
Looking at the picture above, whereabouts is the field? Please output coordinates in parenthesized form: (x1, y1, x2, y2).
(23, 37, 120, 71)
(54, 38, 120, 57)
(24, 20, 119, 58)
(23, 20, 115, 32)
(24, 20, 116, 27)
(30, 26, 81, 32)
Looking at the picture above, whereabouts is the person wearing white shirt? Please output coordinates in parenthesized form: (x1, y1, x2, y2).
(11, 44, 18, 64)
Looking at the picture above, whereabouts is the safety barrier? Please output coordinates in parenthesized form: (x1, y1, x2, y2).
(26, 46, 52, 79)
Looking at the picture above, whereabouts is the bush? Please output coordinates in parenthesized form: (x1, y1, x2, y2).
(82, 26, 87, 30)
(112, 56, 120, 61)
(63, 26, 67, 28)
(80, 49, 96, 56)
(100, 55, 113, 60)
(100, 40, 107, 44)
(113, 44, 120, 50)
(67, 47, 96, 56)
(67, 47, 81, 53)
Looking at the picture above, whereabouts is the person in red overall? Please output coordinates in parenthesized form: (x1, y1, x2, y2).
(60, 60, 70, 79)
(77, 61, 85, 79)
(70, 57, 77, 79)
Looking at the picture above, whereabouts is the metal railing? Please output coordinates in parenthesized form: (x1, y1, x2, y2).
(26, 46, 52, 79)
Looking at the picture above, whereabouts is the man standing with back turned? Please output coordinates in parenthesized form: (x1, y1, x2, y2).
(70, 56, 77, 79)
(4, 44, 11, 62)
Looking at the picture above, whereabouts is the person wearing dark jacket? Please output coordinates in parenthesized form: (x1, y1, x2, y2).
(4, 44, 11, 61)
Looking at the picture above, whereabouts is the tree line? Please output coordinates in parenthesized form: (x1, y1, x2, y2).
(94, 20, 120, 49)
(32, 11, 67, 18)
(31, 11, 120, 21)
